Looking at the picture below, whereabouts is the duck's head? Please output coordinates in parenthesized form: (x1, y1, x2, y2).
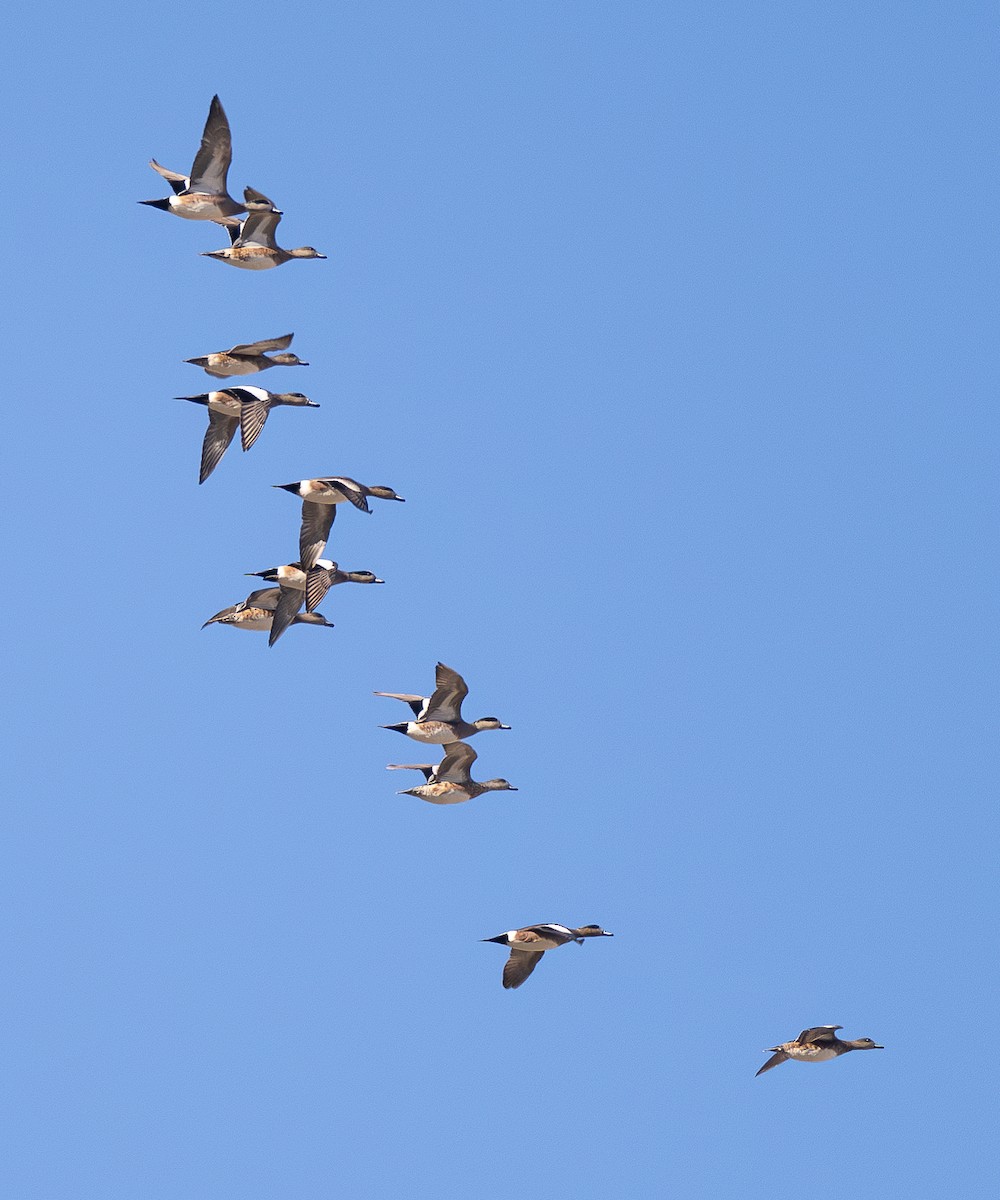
(288, 246, 327, 260)
(483, 779, 517, 792)
(294, 612, 334, 628)
(273, 392, 320, 407)
(367, 485, 405, 502)
(349, 571, 385, 584)
(474, 717, 511, 732)
(575, 925, 613, 941)
(848, 1037, 884, 1050)
(271, 353, 308, 367)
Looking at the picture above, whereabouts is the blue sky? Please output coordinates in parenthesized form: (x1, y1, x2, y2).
(3, 2, 997, 1196)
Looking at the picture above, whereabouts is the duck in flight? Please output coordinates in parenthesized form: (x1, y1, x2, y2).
(388, 742, 516, 805)
(177, 386, 319, 484)
(201, 587, 333, 636)
(244, 561, 385, 647)
(482, 924, 613, 989)
(202, 188, 326, 269)
(375, 662, 510, 744)
(140, 95, 247, 222)
(185, 333, 308, 379)
(755, 1026, 884, 1076)
(273, 476, 405, 568)
(248, 560, 384, 613)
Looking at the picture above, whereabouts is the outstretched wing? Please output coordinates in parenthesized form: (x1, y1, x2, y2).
(385, 764, 435, 781)
(320, 477, 370, 513)
(236, 208, 282, 249)
(422, 663, 469, 723)
(188, 94, 233, 195)
(148, 159, 188, 193)
(267, 586, 305, 648)
(199, 409, 239, 483)
(299, 502, 336, 570)
(305, 566, 334, 612)
(372, 692, 429, 719)
(229, 334, 293, 356)
(236, 394, 271, 452)
(433, 742, 477, 785)
(244, 588, 281, 609)
(797, 1026, 842, 1045)
(503, 950, 544, 990)
(755, 1051, 789, 1077)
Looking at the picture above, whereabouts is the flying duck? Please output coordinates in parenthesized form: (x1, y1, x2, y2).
(388, 741, 516, 804)
(375, 662, 510, 744)
(247, 560, 384, 614)
(755, 1026, 884, 1076)
(273, 477, 405, 568)
(244, 560, 385, 647)
(201, 587, 333, 635)
(483, 924, 613, 989)
(201, 187, 326, 269)
(176, 386, 319, 483)
(185, 334, 308, 378)
(140, 95, 247, 221)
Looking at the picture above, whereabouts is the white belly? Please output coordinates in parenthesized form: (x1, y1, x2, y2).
(227, 256, 277, 270)
(789, 1047, 838, 1064)
(231, 615, 271, 631)
(417, 783, 470, 805)
(406, 722, 458, 745)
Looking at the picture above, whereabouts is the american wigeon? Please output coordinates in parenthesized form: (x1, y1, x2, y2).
(755, 1026, 884, 1076)
(201, 587, 333, 635)
(201, 187, 326, 269)
(388, 741, 516, 804)
(176, 386, 319, 483)
(247, 560, 384, 615)
(185, 333, 308, 378)
(140, 95, 247, 221)
(273, 476, 405, 568)
(375, 662, 510, 744)
(482, 924, 613, 989)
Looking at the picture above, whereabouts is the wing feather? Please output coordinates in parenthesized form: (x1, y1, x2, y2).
(238, 396, 271, 451)
(373, 692, 429, 718)
(149, 159, 189, 193)
(421, 663, 469, 723)
(319, 477, 370, 513)
(755, 1051, 789, 1076)
(433, 742, 477, 784)
(188, 95, 232, 195)
(304, 566, 334, 612)
(236, 208, 281, 249)
(267, 586, 305, 648)
(797, 1026, 842, 1045)
(503, 950, 544, 989)
(199, 410, 238, 483)
(299, 502, 336, 570)
(229, 334, 293, 356)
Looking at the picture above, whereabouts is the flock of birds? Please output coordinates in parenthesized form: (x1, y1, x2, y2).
(141, 97, 887, 1054)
